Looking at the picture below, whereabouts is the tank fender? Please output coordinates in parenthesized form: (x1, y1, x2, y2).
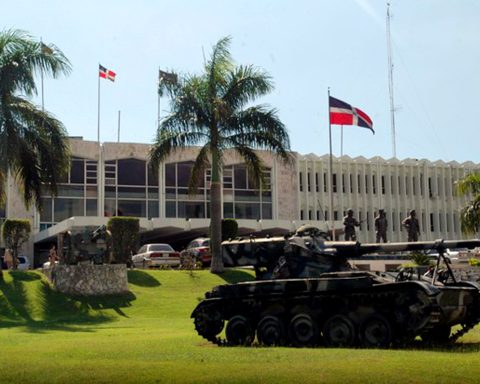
(384, 281, 441, 297)
(190, 297, 223, 318)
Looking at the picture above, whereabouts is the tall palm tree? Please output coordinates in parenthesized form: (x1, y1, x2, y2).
(456, 173, 480, 235)
(0, 29, 71, 207)
(150, 36, 292, 273)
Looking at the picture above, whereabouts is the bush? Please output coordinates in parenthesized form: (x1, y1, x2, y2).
(107, 217, 139, 264)
(469, 258, 480, 267)
(222, 219, 238, 241)
(409, 252, 433, 267)
(2, 219, 31, 270)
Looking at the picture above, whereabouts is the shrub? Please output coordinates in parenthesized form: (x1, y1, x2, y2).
(2, 219, 31, 270)
(409, 252, 433, 267)
(222, 219, 238, 241)
(469, 258, 480, 267)
(107, 217, 139, 264)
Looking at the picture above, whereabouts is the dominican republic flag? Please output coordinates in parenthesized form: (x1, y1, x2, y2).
(99, 65, 116, 82)
(329, 96, 374, 134)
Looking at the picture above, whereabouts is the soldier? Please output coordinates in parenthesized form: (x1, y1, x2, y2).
(374, 209, 388, 243)
(343, 209, 360, 241)
(402, 209, 420, 242)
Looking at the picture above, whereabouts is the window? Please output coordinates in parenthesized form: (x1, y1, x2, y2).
(381, 175, 385, 194)
(40, 157, 98, 229)
(299, 172, 303, 192)
(430, 213, 435, 232)
(307, 172, 311, 192)
(315, 173, 319, 192)
(333, 173, 337, 193)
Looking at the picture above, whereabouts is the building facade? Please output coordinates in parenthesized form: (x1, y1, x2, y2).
(2, 138, 479, 265)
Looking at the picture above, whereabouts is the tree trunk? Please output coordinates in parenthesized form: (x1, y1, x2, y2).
(209, 180, 224, 273)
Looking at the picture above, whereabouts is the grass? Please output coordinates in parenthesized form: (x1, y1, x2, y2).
(1, 269, 480, 383)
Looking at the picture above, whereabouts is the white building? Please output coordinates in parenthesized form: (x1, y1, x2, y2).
(2, 138, 478, 267)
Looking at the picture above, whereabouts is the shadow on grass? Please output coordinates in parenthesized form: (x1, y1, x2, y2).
(0, 272, 136, 333)
(9, 271, 42, 281)
(127, 270, 161, 287)
(217, 268, 255, 284)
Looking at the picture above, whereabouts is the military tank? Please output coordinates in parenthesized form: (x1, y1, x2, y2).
(191, 226, 480, 348)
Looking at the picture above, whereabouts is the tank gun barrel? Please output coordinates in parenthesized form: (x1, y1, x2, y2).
(328, 239, 480, 258)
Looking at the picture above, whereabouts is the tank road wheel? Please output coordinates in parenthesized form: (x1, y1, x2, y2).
(226, 315, 254, 346)
(360, 315, 393, 348)
(193, 309, 224, 343)
(288, 313, 319, 347)
(322, 315, 356, 347)
(257, 315, 286, 346)
(421, 326, 451, 344)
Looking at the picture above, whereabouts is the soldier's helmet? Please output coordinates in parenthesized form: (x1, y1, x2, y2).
(347, 208, 354, 214)
(410, 209, 416, 215)
(379, 209, 384, 214)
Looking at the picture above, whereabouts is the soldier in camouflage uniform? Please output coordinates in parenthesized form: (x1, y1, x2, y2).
(374, 209, 388, 243)
(343, 209, 360, 241)
(402, 209, 420, 242)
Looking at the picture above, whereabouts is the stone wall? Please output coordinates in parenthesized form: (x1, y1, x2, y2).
(43, 264, 129, 296)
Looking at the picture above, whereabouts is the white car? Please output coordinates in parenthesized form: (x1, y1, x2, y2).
(132, 243, 181, 268)
(1, 255, 30, 270)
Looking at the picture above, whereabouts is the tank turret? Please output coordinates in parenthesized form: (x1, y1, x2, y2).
(193, 226, 480, 348)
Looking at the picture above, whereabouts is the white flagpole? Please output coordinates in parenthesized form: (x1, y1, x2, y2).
(328, 88, 335, 240)
(97, 64, 101, 144)
(117, 110, 121, 143)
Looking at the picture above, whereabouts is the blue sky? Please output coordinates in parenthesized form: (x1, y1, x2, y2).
(5, 0, 480, 163)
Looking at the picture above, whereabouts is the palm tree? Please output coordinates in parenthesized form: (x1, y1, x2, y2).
(0, 29, 71, 207)
(456, 173, 480, 235)
(150, 36, 292, 273)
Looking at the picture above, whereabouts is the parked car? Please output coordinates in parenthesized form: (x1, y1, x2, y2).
(132, 243, 180, 268)
(1, 255, 30, 270)
(180, 238, 211, 266)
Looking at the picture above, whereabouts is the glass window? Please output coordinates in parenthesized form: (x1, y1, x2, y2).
(235, 203, 260, 219)
(86, 199, 97, 216)
(53, 198, 84, 222)
(118, 158, 146, 185)
(166, 201, 176, 218)
(148, 201, 159, 219)
(165, 164, 176, 186)
(147, 163, 159, 186)
(224, 202, 234, 218)
(70, 159, 84, 183)
(177, 162, 193, 187)
(104, 199, 116, 217)
(40, 198, 53, 222)
(118, 186, 146, 199)
(178, 201, 205, 218)
(234, 167, 247, 189)
(117, 200, 146, 217)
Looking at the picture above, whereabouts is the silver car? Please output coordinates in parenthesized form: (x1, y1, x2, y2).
(132, 243, 181, 268)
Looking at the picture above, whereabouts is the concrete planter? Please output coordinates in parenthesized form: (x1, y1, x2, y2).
(43, 264, 129, 296)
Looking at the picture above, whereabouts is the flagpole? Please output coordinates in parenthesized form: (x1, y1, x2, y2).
(157, 67, 161, 128)
(97, 64, 101, 144)
(328, 88, 335, 240)
(117, 110, 121, 143)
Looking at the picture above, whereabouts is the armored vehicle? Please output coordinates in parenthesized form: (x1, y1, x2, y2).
(192, 226, 480, 347)
(57, 225, 112, 265)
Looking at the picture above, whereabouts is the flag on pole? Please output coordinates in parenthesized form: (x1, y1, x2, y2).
(329, 96, 374, 134)
(159, 70, 178, 85)
(99, 65, 116, 82)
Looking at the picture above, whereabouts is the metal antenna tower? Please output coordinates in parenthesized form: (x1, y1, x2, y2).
(386, 3, 397, 158)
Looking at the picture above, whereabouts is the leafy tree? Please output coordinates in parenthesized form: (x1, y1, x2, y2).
(150, 36, 292, 273)
(107, 217, 139, 265)
(2, 218, 31, 269)
(0, 29, 71, 207)
(455, 173, 480, 235)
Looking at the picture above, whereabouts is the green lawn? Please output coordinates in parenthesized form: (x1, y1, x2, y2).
(1, 269, 480, 384)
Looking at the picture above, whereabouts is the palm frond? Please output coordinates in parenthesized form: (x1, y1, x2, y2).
(455, 173, 480, 196)
(188, 145, 211, 193)
(222, 65, 273, 109)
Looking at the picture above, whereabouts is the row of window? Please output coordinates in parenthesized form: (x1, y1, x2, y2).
(40, 158, 273, 228)
(299, 171, 458, 197)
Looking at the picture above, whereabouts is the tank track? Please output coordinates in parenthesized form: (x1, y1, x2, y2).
(193, 286, 443, 347)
